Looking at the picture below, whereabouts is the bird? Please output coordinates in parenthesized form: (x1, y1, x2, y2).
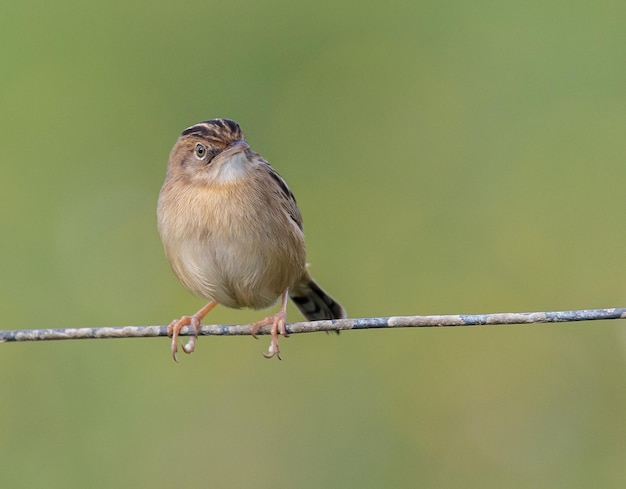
(157, 118, 346, 361)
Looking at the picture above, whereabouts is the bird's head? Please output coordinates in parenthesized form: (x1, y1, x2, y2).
(167, 118, 252, 185)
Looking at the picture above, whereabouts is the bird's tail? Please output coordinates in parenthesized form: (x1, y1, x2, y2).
(290, 275, 346, 321)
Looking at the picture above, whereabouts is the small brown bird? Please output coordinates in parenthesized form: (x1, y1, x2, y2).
(157, 118, 345, 361)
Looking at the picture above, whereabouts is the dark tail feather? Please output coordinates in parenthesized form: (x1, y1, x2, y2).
(290, 278, 346, 321)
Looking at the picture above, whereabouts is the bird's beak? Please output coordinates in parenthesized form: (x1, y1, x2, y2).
(220, 140, 249, 159)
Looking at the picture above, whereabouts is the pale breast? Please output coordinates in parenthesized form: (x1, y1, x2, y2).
(158, 178, 306, 310)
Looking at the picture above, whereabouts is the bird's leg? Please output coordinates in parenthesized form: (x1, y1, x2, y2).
(167, 300, 218, 362)
(251, 290, 289, 360)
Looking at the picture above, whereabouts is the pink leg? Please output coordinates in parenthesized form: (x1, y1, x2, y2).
(251, 290, 289, 360)
(167, 300, 218, 362)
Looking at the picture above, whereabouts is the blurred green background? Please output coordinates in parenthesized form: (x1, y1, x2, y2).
(2, 0, 626, 487)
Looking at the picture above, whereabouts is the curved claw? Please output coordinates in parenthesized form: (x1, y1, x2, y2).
(165, 301, 218, 363)
(253, 313, 286, 360)
(166, 315, 198, 362)
(182, 339, 195, 354)
(181, 316, 200, 354)
(168, 317, 189, 363)
(262, 349, 282, 360)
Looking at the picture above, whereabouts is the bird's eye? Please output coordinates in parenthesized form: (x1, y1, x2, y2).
(194, 143, 207, 159)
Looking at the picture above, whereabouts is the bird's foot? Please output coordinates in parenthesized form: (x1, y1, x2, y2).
(251, 309, 288, 360)
(166, 300, 218, 363)
(167, 315, 201, 362)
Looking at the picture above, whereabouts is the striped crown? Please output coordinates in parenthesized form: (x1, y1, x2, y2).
(181, 119, 245, 147)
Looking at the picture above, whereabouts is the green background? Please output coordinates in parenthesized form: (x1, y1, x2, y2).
(2, 0, 626, 487)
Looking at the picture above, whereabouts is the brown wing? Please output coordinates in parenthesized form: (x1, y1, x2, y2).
(263, 162, 303, 231)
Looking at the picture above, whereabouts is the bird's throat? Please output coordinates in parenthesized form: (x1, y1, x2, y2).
(214, 152, 249, 184)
